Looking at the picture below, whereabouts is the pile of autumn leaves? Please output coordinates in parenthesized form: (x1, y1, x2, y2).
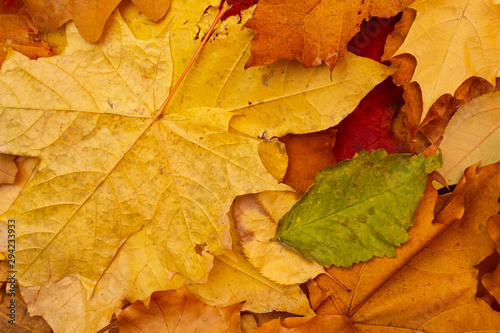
(1, 0, 500, 332)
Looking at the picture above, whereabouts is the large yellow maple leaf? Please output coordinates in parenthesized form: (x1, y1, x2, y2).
(0, 1, 396, 331)
(394, 0, 500, 122)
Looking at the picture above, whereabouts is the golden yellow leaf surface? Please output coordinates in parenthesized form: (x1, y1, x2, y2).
(439, 91, 500, 185)
(0, 6, 289, 297)
(393, 0, 500, 122)
(165, 9, 397, 138)
(233, 192, 324, 285)
(186, 210, 314, 316)
(20, 227, 186, 333)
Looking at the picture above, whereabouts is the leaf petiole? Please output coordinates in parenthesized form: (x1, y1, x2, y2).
(155, 1, 231, 119)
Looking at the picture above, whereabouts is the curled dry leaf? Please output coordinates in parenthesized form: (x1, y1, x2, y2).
(116, 287, 242, 333)
(233, 191, 324, 285)
(244, 0, 403, 70)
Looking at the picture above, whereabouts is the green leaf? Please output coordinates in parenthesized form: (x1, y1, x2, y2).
(276, 149, 442, 267)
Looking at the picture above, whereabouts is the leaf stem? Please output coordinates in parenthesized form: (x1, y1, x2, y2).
(155, 2, 231, 119)
(321, 267, 351, 292)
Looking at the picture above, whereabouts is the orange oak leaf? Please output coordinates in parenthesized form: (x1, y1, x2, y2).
(244, 0, 404, 70)
(116, 287, 242, 333)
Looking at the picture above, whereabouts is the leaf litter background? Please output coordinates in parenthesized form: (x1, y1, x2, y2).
(0, 0, 499, 332)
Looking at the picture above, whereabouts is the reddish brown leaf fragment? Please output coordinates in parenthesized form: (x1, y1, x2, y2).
(222, 0, 259, 21)
(333, 77, 411, 161)
(280, 129, 337, 192)
(0, 13, 52, 67)
(347, 14, 401, 62)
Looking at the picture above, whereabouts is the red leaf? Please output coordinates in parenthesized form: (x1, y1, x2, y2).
(333, 77, 411, 161)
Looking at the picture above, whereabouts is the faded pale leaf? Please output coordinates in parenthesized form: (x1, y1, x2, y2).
(116, 287, 242, 333)
(244, 0, 403, 70)
(440, 91, 500, 185)
(351, 162, 500, 332)
(234, 192, 324, 285)
(186, 211, 314, 316)
(277, 149, 442, 267)
(393, 0, 500, 121)
(0, 4, 288, 314)
(165, 9, 397, 138)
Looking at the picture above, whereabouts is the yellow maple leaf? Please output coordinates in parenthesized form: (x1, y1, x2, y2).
(0, 7, 288, 292)
(394, 0, 500, 122)
(0, 2, 398, 331)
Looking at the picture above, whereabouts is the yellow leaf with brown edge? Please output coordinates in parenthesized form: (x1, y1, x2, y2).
(393, 0, 500, 123)
(165, 8, 397, 138)
(233, 191, 324, 285)
(0, 2, 289, 320)
(439, 90, 500, 186)
(116, 287, 242, 333)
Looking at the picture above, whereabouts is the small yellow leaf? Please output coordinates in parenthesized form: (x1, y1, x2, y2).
(233, 192, 324, 285)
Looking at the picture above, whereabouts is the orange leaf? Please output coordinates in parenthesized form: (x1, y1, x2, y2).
(245, 0, 404, 70)
(116, 287, 243, 333)
(280, 129, 337, 192)
(0, 13, 52, 67)
(23, 0, 121, 42)
(483, 214, 500, 305)
(245, 315, 356, 333)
